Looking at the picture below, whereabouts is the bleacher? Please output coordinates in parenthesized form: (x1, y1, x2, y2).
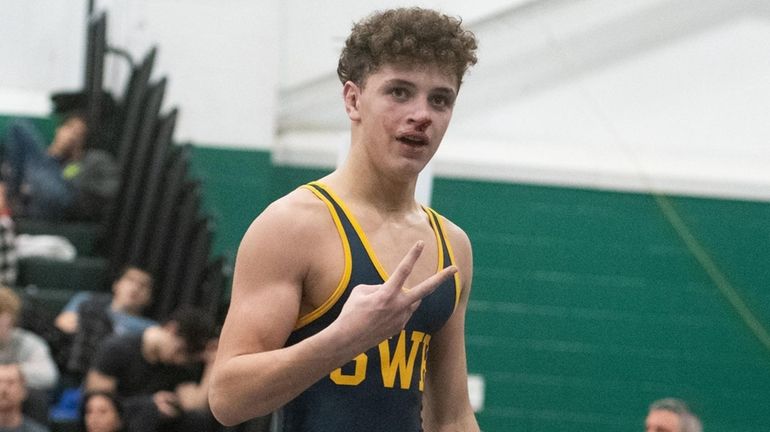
(3, 11, 279, 432)
(15, 11, 227, 324)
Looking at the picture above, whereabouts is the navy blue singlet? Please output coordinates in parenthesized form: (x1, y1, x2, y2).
(278, 182, 461, 432)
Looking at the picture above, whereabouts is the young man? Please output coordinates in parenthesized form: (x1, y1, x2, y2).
(85, 307, 217, 432)
(56, 265, 156, 376)
(0, 111, 118, 221)
(55, 265, 156, 336)
(645, 398, 703, 432)
(0, 363, 49, 432)
(210, 8, 479, 431)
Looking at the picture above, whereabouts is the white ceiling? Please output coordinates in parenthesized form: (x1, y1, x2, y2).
(275, 0, 770, 201)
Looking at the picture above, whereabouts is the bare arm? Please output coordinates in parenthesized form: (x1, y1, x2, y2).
(208, 194, 456, 426)
(54, 311, 78, 334)
(176, 338, 218, 411)
(422, 222, 480, 432)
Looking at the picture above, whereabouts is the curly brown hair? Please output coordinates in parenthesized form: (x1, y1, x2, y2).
(337, 8, 478, 88)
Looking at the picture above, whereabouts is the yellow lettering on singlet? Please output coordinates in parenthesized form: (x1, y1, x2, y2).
(379, 330, 425, 389)
(418, 334, 431, 391)
(330, 352, 368, 386)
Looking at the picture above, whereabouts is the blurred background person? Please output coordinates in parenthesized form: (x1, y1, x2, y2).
(80, 391, 125, 432)
(645, 397, 702, 432)
(0, 362, 49, 432)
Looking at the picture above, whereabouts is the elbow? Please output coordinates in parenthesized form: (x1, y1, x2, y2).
(208, 382, 274, 426)
(208, 387, 240, 427)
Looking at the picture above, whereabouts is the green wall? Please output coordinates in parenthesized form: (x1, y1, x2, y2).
(188, 146, 770, 431)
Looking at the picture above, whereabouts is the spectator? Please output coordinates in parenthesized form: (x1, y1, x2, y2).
(0, 184, 17, 287)
(0, 287, 58, 391)
(0, 363, 48, 432)
(0, 111, 119, 221)
(56, 266, 155, 377)
(80, 391, 126, 432)
(85, 306, 217, 432)
(645, 397, 702, 432)
(55, 266, 155, 337)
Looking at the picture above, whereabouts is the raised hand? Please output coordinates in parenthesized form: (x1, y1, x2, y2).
(334, 241, 457, 350)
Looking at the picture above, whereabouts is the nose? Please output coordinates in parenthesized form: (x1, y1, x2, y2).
(407, 100, 432, 131)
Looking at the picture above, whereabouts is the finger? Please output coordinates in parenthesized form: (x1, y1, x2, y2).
(386, 241, 425, 293)
(403, 265, 457, 303)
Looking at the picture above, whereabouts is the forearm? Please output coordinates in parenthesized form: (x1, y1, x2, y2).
(424, 410, 479, 432)
(210, 322, 361, 426)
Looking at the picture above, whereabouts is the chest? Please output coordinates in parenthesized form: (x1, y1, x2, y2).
(301, 210, 442, 316)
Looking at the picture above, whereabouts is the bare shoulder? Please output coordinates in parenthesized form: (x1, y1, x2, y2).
(220, 186, 332, 353)
(237, 187, 330, 261)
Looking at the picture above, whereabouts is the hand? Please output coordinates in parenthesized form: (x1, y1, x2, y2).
(153, 391, 182, 418)
(334, 241, 457, 350)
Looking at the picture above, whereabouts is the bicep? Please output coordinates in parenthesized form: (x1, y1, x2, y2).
(215, 207, 307, 365)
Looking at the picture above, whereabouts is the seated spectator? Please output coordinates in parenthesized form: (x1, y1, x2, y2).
(645, 397, 702, 432)
(0, 111, 118, 221)
(0, 183, 18, 287)
(85, 306, 217, 432)
(55, 266, 156, 377)
(80, 391, 126, 432)
(0, 287, 58, 391)
(0, 362, 49, 432)
(55, 266, 156, 337)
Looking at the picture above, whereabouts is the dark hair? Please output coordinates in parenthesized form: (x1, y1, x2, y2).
(116, 265, 154, 289)
(167, 306, 216, 355)
(337, 7, 478, 88)
(79, 391, 125, 432)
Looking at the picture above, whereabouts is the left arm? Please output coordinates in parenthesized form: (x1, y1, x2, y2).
(422, 222, 479, 432)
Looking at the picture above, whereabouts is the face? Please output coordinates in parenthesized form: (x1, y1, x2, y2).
(344, 63, 458, 179)
(111, 268, 153, 314)
(646, 409, 681, 432)
(51, 117, 88, 158)
(84, 394, 123, 432)
(157, 325, 196, 366)
(0, 365, 26, 411)
(0, 312, 16, 343)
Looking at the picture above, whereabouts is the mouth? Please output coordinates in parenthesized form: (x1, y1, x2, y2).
(396, 133, 429, 147)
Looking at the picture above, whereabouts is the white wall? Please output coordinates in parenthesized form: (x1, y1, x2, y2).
(94, 0, 281, 149)
(0, 0, 87, 115)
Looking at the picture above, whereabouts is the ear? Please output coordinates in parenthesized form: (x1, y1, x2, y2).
(343, 81, 362, 121)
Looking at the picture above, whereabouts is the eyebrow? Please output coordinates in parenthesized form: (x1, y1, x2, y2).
(382, 79, 457, 97)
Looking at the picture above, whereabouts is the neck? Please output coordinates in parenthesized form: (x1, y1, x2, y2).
(0, 409, 22, 427)
(329, 146, 423, 214)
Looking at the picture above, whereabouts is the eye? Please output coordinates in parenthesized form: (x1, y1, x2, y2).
(389, 87, 410, 100)
(429, 94, 453, 109)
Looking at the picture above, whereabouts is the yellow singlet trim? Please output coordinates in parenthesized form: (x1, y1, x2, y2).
(294, 184, 353, 330)
(431, 209, 462, 312)
(315, 183, 446, 285)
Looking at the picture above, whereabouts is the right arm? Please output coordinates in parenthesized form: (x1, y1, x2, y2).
(208, 193, 455, 426)
(54, 291, 92, 334)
